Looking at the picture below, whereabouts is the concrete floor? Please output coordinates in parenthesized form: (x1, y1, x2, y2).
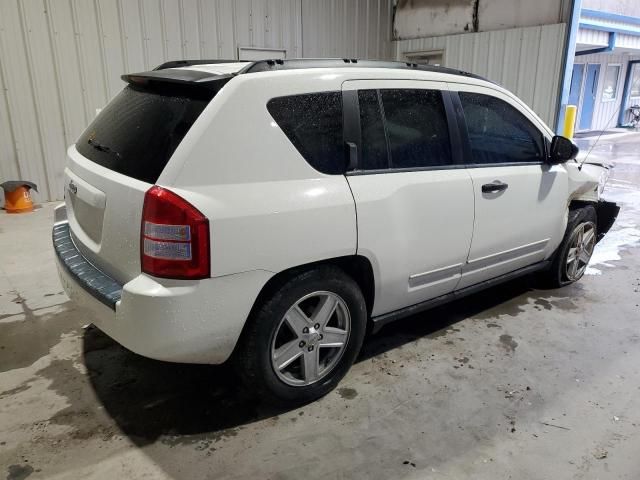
(1, 134, 639, 480)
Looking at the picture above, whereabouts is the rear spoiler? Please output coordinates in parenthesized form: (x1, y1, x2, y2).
(121, 69, 236, 89)
(153, 59, 249, 70)
(123, 59, 255, 89)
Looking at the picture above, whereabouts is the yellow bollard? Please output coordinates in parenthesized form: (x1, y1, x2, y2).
(563, 105, 577, 140)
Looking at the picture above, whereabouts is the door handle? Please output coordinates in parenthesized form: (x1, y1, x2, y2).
(482, 181, 509, 193)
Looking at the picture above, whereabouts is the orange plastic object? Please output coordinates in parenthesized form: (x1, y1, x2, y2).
(5, 186, 34, 213)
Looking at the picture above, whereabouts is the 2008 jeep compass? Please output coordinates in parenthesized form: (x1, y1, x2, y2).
(53, 59, 619, 403)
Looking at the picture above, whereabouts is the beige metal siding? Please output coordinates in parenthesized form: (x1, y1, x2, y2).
(301, 0, 392, 59)
(0, 0, 393, 202)
(394, 23, 567, 128)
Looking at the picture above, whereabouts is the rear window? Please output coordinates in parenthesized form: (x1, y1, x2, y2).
(76, 84, 214, 183)
(267, 92, 345, 175)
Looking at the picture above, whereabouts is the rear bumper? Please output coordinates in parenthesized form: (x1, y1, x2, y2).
(53, 222, 122, 309)
(53, 205, 273, 364)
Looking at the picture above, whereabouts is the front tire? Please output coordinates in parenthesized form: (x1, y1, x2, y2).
(545, 205, 597, 288)
(236, 266, 367, 404)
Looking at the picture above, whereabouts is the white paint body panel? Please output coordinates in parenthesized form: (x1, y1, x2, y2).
(347, 170, 474, 315)
(449, 83, 569, 287)
(458, 163, 567, 288)
(342, 79, 474, 315)
(55, 65, 608, 364)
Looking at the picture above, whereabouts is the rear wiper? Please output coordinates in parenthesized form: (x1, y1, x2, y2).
(88, 138, 122, 159)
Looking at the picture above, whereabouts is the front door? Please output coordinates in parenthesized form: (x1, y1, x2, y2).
(342, 80, 475, 316)
(451, 85, 568, 289)
(579, 64, 600, 131)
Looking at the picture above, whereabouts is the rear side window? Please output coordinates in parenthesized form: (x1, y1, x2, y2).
(76, 85, 213, 184)
(458, 92, 545, 165)
(357, 88, 452, 170)
(267, 92, 344, 175)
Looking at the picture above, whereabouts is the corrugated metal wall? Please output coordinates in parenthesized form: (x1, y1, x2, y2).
(0, 0, 392, 202)
(394, 23, 568, 128)
(573, 53, 640, 131)
(302, 0, 392, 58)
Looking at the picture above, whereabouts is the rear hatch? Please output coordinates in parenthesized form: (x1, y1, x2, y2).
(64, 67, 232, 284)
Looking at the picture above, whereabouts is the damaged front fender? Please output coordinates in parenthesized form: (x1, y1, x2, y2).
(565, 157, 619, 242)
(566, 161, 610, 203)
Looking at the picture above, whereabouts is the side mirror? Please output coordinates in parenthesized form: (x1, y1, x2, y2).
(549, 135, 579, 164)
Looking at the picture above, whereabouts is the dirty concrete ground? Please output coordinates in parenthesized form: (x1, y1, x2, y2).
(1, 134, 640, 480)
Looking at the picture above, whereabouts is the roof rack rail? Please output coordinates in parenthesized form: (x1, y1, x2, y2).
(132, 58, 493, 88)
(154, 59, 250, 71)
(241, 58, 491, 82)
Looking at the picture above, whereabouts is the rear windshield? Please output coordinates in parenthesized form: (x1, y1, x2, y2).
(76, 84, 214, 183)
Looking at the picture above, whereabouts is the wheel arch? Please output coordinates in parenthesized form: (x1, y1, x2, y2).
(255, 255, 375, 315)
(233, 255, 376, 352)
(568, 199, 619, 243)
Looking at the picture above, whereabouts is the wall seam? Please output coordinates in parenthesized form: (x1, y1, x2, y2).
(93, 0, 110, 101)
(178, 0, 186, 58)
(160, 0, 168, 61)
(70, 0, 91, 126)
(196, 0, 205, 57)
(0, 28, 21, 179)
(138, 0, 149, 70)
(115, 0, 129, 73)
(16, 0, 51, 199)
(43, 0, 71, 150)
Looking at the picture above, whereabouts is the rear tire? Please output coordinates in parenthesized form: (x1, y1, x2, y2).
(236, 266, 367, 405)
(544, 205, 597, 288)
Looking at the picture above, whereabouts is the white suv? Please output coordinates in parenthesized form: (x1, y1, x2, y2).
(54, 59, 619, 403)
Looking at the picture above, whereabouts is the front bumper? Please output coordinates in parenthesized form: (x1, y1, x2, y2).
(53, 206, 273, 364)
(595, 200, 620, 243)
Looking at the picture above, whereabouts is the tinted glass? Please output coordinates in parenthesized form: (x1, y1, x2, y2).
(76, 85, 213, 183)
(358, 90, 388, 170)
(380, 89, 452, 169)
(459, 92, 545, 165)
(267, 92, 344, 175)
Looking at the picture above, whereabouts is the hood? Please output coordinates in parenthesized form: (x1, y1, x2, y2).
(574, 148, 614, 170)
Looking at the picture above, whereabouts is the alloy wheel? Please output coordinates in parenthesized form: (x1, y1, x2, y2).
(270, 291, 351, 386)
(565, 221, 596, 281)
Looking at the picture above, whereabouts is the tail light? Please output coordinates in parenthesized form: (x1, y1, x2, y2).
(141, 186, 210, 279)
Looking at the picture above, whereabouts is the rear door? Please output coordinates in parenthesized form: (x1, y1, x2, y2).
(64, 82, 216, 284)
(450, 85, 568, 289)
(342, 80, 475, 316)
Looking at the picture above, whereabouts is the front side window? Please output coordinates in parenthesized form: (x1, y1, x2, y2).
(459, 92, 545, 165)
(357, 88, 452, 170)
(267, 92, 344, 175)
